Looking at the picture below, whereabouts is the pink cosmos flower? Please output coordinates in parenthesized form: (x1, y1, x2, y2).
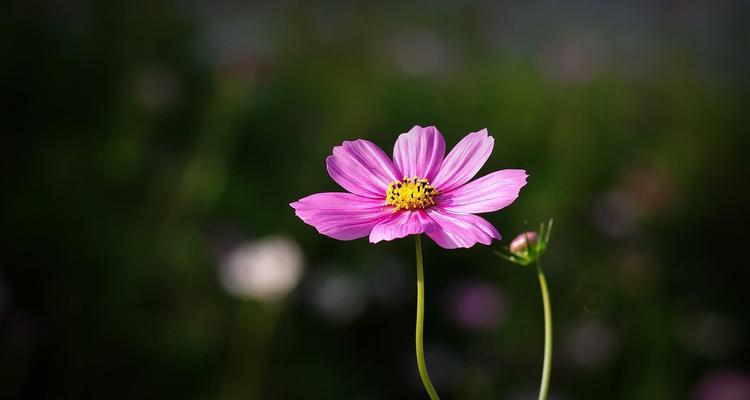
(290, 126, 528, 249)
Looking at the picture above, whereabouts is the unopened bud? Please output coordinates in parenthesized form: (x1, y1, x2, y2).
(495, 219, 553, 266)
(509, 231, 539, 256)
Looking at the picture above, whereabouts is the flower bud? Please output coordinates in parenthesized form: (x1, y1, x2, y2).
(509, 231, 539, 256)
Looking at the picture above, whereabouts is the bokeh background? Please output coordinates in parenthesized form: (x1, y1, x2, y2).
(3, 1, 750, 399)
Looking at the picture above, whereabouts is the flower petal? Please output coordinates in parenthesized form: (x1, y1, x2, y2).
(326, 139, 401, 198)
(437, 169, 528, 214)
(291, 193, 391, 240)
(425, 208, 501, 249)
(431, 129, 494, 192)
(392, 125, 446, 181)
(369, 210, 434, 243)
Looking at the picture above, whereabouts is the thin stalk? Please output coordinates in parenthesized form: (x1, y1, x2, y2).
(220, 301, 280, 400)
(415, 235, 440, 400)
(535, 259, 553, 400)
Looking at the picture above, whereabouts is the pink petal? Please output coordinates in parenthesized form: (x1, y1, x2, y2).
(326, 139, 401, 198)
(431, 129, 494, 192)
(291, 193, 391, 240)
(369, 210, 434, 243)
(425, 208, 501, 249)
(437, 169, 528, 214)
(392, 125, 446, 181)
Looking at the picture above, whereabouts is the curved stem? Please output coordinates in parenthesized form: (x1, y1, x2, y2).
(535, 259, 553, 400)
(415, 235, 440, 400)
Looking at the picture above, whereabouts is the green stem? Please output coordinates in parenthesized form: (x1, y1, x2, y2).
(220, 301, 280, 400)
(535, 259, 553, 400)
(415, 235, 440, 400)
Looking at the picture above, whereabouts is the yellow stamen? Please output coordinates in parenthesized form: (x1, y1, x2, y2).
(386, 177, 437, 211)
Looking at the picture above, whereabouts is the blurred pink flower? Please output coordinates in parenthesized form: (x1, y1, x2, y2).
(448, 280, 506, 331)
(693, 369, 750, 400)
(291, 126, 527, 249)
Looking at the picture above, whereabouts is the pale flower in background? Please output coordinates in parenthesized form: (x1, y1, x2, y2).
(219, 236, 305, 302)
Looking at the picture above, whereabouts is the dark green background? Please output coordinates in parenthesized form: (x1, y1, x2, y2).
(2, 1, 749, 399)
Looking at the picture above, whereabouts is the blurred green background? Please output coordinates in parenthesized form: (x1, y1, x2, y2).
(2, 1, 750, 399)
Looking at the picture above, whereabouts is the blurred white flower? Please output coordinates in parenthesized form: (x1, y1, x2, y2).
(219, 236, 305, 302)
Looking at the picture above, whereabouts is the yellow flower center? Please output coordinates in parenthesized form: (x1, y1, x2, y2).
(386, 177, 437, 211)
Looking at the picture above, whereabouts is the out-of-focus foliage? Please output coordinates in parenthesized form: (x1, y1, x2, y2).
(2, 1, 749, 399)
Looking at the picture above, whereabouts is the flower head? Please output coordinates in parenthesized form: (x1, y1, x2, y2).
(290, 126, 528, 249)
(510, 231, 540, 256)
